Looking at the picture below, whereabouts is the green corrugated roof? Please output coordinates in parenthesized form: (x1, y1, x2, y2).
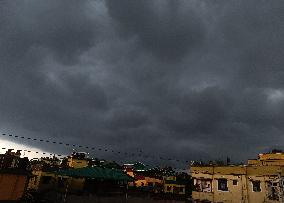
(55, 167, 134, 182)
(133, 162, 146, 171)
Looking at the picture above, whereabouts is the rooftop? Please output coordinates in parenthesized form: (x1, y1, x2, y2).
(55, 167, 134, 182)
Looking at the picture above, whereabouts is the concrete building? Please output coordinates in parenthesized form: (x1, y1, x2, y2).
(164, 176, 186, 195)
(191, 151, 284, 203)
(27, 157, 60, 191)
(248, 151, 284, 166)
(66, 152, 89, 169)
(0, 150, 30, 201)
(0, 169, 30, 201)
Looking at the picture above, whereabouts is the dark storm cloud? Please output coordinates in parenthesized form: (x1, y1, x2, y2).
(0, 0, 98, 65)
(106, 0, 205, 61)
(0, 0, 284, 166)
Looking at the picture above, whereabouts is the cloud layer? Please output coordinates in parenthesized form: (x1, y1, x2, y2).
(0, 0, 284, 166)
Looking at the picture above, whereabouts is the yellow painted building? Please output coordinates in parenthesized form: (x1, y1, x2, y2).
(28, 169, 57, 191)
(28, 153, 91, 193)
(191, 152, 284, 203)
(28, 170, 44, 190)
(66, 152, 89, 169)
(28, 157, 60, 191)
(164, 176, 186, 195)
(248, 152, 284, 166)
(134, 176, 162, 187)
(124, 164, 163, 189)
(28, 166, 86, 193)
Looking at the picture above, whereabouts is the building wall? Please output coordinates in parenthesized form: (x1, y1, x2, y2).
(246, 175, 282, 203)
(259, 153, 284, 161)
(163, 176, 186, 195)
(28, 170, 58, 191)
(248, 153, 284, 166)
(67, 158, 88, 169)
(164, 183, 185, 195)
(69, 177, 85, 192)
(192, 173, 247, 203)
(134, 176, 162, 187)
(192, 191, 214, 202)
(145, 177, 162, 186)
(191, 165, 284, 203)
(28, 170, 42, 190)
(55, 176, 86, 193)
(247, 166, 283, 203)
(28, 170, 86, 193)
(0, 174, 28, 200)
(213, 174, 245, 203)
(135, 179, 147, 187)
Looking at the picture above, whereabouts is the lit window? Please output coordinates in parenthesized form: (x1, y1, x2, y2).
(218, 179, 228, 191)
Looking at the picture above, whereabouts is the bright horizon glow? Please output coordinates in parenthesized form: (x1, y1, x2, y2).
(0, 139, 53, 159)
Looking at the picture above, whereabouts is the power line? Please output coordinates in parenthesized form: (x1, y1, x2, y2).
(0, 144, 188, 171)
(0, 132, 190, 166)
(0, 146, 65, 159)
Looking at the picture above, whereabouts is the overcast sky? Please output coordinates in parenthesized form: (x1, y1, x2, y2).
(0, 0, 284, 167)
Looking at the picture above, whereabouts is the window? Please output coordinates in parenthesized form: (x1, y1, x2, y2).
(167, 186, 171, 191)
(233, 180, 238, 186)
(218, 179, 228, 191)
(194, 179, 212, 192)
(252, 181, 261, 192)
